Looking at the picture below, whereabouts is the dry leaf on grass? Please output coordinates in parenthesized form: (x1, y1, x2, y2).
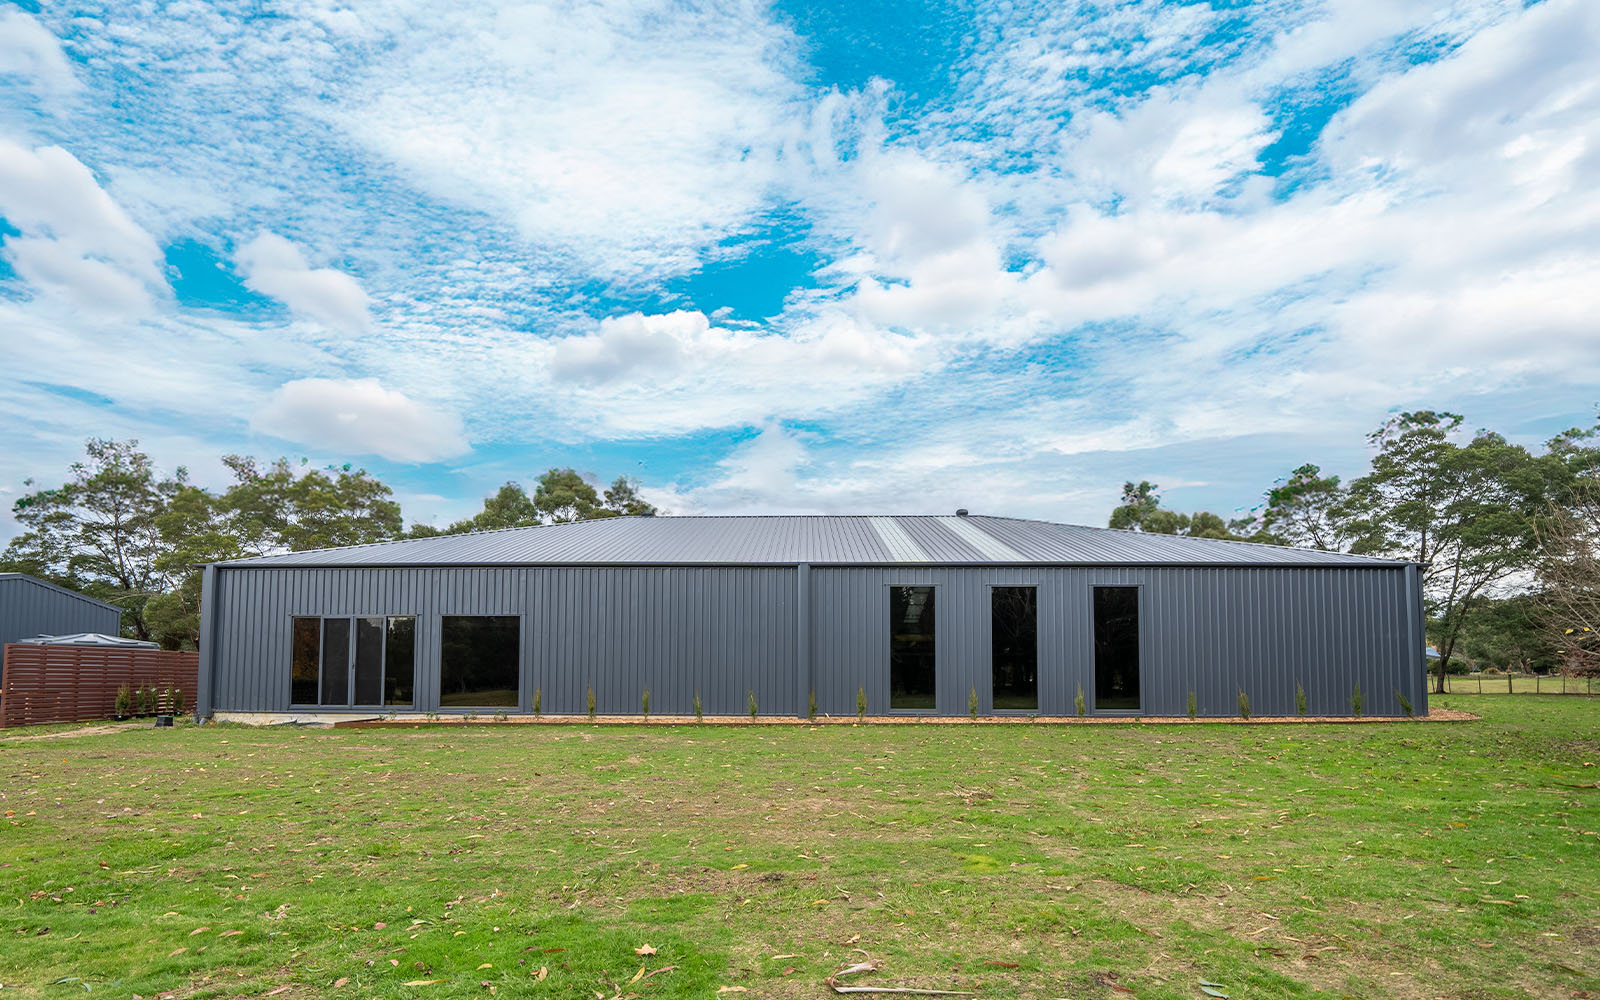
(189, 927, 210, 936)
(634, 944, 657, 956)
(219, 930, 243, 937)
(167, 947, 187, 957)
(535, 967, 548, 981)
(402, 979, 446, 986)
(332, 977, 349, 988)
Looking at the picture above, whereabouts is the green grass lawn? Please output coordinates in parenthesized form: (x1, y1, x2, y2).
(2, 697, 1597, 999)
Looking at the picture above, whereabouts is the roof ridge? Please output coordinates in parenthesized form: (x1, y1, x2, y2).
(220, 513, 998, 564)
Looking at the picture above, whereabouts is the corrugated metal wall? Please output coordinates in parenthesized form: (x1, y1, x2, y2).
(0, 576, 123, 647)
(206, 562, 1423, 718)
(809, 566, 1424, 718)
(209, 567, 796, 715)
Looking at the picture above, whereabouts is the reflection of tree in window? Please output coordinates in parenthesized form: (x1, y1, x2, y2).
(320, 617, 351, 705)
(1093, 587, 1140, 711)
(890, 586, 936, 710)
(385, 617, 415, 706)
(291, 617, 320, 705)
(992, 587, 1038, 710)
(293, 615, 415, 708)
(441, 616, 519, 707)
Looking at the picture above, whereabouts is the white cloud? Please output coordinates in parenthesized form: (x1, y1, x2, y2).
(251, 378, 469, 463)
(0, 9, 80, 96)
(539, 309, 926, 436)
(0, 140, 167, 312)
(4, 0, 1599, 543)
(236, 233, 373, 333)
(321, 1, 804, 281)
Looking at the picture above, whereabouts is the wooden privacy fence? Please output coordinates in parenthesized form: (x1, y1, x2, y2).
(0, 645, 199, 728)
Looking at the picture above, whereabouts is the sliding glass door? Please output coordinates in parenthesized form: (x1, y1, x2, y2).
(290, 616, 416, 709)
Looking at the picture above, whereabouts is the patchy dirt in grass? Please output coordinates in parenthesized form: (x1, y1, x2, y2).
(0, 722, 130, 741)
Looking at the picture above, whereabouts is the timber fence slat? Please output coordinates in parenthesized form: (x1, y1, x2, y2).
(1, 645, 199, 727)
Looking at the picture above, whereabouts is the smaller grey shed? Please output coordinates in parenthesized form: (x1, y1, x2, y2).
(0, 574, 123, 647)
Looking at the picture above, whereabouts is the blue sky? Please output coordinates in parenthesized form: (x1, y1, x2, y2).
(1, 0, 1596, 535)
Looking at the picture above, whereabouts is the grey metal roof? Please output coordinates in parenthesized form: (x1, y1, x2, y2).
(0, 573, 122, 612)
(217, 515, 1408, 568)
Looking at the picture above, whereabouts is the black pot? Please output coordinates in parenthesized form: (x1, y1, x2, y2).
(155, 715, 174, 728)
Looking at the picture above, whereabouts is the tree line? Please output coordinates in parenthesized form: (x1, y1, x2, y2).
(4, 410, 1598, 688)
(1108, 410, 1600, 691)
(0, 440, 656, 648)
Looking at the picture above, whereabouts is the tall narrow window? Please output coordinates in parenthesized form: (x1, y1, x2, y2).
(889, 586, 936, 710)
(354, 617, 385, 705)
(320, 617, 351, 706)
(440, 616, 520, 708)
(1093, 586, 1141, 711)
(291, 617, 321, 705)
(385, 617, 416, 707)
(992, 587, 1038, 710)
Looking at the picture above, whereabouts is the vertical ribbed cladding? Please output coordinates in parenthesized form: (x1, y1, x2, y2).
(0, 575, 123, 647)
(212, 565, 797, 716)
(208, 562, 1417, 719)
(807, 564, 1417, 717)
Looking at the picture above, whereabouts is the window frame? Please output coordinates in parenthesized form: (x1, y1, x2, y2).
(1086, 583, 1144, 715)
(886, 583, 938, 715)
(987, 583, 1040, 715)
(287, 614, 419, 711)
(436, 613, 524, 713)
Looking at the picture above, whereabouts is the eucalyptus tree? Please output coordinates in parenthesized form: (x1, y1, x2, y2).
(1343, 412, 1549, 693)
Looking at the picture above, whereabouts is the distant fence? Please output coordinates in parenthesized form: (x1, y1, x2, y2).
(1441, 672, 1596, 695)
(0, 644, 199, 728)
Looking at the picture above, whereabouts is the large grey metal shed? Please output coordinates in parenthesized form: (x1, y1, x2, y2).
(0, 573, 122, 647)
(196, 513, 1427, 720)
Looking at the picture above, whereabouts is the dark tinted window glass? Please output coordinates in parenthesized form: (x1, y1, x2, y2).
(1093, 586, 1140, 711)
(992, 587, 1038, 710)
(354, 617, 384, 705)
(890, 586, 936, 710)
(440, 616, 519, 707)
(291, 617, 320, 705)
(385, 616, 415, 707)
(321, 617, 351, 706)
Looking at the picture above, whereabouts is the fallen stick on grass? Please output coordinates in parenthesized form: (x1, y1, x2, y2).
(825, 962, 975, 996)
(822, 981, 975, 996)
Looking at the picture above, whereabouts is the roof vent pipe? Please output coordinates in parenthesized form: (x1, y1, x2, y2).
(955, 508, 969, 516)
